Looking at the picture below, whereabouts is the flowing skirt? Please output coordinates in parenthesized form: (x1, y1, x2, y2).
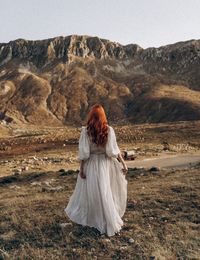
(64, 154, 127, 236)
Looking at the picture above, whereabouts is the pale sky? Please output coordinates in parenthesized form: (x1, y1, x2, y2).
(0, 0, 200, 48)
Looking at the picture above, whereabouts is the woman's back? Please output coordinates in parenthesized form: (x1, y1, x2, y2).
(87, 126, 107, 155)
(79, 125, 120, 160)
(89, 139, 106, 154)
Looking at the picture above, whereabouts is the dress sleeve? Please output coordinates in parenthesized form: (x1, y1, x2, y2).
(106, 126, 120, 158)
(78, 127, 90, 161)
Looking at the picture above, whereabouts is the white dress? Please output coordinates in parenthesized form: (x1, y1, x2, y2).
(64, 125, 127, 236)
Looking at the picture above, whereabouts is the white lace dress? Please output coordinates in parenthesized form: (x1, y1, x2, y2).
(64, 126, 127, 236)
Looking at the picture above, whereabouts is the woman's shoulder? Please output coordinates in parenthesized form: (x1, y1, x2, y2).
(107, 125, 114, 131)
(79, 126, 87, 134)
(107, 125, 116, 136)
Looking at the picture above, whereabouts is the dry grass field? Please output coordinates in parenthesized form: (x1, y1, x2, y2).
(0, 121, 200, 259)
(0, 165, 200, 259)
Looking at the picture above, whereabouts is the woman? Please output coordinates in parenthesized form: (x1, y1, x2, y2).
(64, 104, 128, 237)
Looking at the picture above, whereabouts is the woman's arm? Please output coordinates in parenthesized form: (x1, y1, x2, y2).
(80, 160, 86, 179)
(117, 152, 128, 175)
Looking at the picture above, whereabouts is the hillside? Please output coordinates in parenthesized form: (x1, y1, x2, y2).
(0, 35, 200, 126)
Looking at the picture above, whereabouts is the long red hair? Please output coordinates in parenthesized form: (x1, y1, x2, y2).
(87, 104, 108, 147)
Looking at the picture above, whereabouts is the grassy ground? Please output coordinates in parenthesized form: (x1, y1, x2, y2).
(0, 121, 200, 259)
(0, 164, 200, 259)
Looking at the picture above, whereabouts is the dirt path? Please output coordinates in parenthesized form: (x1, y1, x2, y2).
(127, 153, 200, 169)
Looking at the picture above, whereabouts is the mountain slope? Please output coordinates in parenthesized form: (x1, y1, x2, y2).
(0, 35, 200, 126)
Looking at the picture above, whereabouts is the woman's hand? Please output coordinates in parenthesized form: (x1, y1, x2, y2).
(122, 164, 128, 175)
(79, 160, 86, 179)
(80, 169, 86, 179)
(117, 153, 128, 175)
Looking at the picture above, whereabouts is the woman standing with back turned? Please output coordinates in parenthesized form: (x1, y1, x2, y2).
(65, 104, 128, 236)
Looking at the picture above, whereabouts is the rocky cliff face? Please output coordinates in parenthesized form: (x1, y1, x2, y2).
(0, 35, 141, 67)
(0, 35, 200, 126)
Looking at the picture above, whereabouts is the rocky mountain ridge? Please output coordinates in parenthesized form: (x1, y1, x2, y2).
(0, 35, 200, 126)
(0, 35, 141, 67)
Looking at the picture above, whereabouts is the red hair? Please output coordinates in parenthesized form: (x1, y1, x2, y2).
(87, 104, 108, 147)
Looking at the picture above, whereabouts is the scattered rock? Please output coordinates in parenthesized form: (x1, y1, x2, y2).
(59, 222, 73, 228)
(52, 158, 63, 163)
(13, 169, 22, 175)
(9, 185, 20, 189)
(122, 150, 137, 160)
(43, 181, 52, 187)
(42, 186, 64, 192)
(149, 166, 160, 172)
(30, 181, 42, 186)
(58, 168, 65, 173)
(120, 246, 128, 250)
(128, 238, 135, 244)
(21, 166, 29, 171)
(160, 216, 168, 222)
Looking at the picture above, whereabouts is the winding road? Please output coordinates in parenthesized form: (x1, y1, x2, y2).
(126, 153, 200, 169)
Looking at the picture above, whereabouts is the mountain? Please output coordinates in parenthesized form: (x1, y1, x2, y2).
(0, 35, 200, 126)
